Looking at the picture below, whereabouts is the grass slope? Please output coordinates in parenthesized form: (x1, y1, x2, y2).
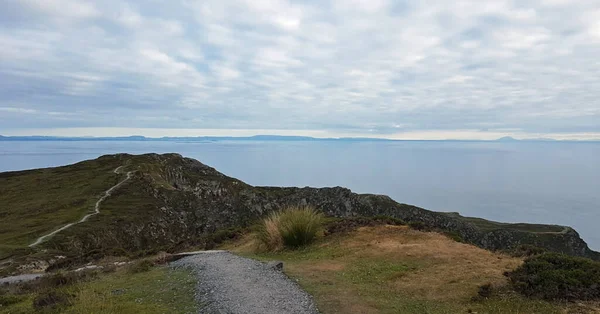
(448, 214, 566, 233)
(0, 266, 197, 314)
(0, 156, 124, 259)
(224, 225, 599, 313)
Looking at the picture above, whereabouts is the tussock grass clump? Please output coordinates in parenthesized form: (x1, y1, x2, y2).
(40, 271, 96, 288)
(257, 206, 324, 250)
(408, 221, 432, 231)
(127, 259, 154, 274)
(507, 253, 600, 301)
(476, 283, 494, 299)
(33, 290, 72, 310)
(257, 212, 284, 250)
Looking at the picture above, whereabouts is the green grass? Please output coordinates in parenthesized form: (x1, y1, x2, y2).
(448, 214, 566, 233)
(0, 266, 197, 314)
(0, 153, 207, 272)
(0, 155, 125, 258)
(339, 259, 419, 284)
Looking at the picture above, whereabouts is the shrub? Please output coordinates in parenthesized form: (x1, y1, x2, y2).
(41, 272, 75, 287)
(257, 206, 324, 250)
(127, 259, 154, 274)
(509, 244, 547, 257)
(477, 283, 493, 298)
(101, 264, 118, 273)
(203, 227, 246, 249)
(507, 253, 600, 301)
(0, 294, 25, 306)
(408, 221, 431, 231)
(442, 231, 464, 243)
(33, 290, 72, 310)
(210, 228, 244, 244)
(154, 251, 171, 265)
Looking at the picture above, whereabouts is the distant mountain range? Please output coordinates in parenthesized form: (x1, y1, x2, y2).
(0, 135, 391, 142)
(0, 135, 594, 142)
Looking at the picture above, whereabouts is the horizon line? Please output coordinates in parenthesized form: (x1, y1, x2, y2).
(2, 127, 600, 141)
(1, 134, 599, 143)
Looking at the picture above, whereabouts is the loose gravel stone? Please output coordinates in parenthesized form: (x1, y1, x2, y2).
(171, 251, 319, 314)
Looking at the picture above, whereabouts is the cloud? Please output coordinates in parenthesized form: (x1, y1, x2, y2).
(18, 0, 100, 19)
(0, 0, 599, 139)
(0, 107, 38, 114)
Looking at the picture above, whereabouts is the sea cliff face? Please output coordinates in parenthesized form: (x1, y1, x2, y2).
(2, 153, 598, 274)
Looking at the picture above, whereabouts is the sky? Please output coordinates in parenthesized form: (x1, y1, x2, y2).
(1, 0, 600, 140)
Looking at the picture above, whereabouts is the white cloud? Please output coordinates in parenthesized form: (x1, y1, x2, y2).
(0, 107, 38, 114)
(443, 75, 473, 84)
(0, 0, 599, 139)
(19, 0, 100, 19)
(114, 7, 143, 28)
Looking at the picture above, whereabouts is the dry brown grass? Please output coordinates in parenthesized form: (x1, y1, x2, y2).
(345, 225, 523, 301)
(229, 225, 600, 314)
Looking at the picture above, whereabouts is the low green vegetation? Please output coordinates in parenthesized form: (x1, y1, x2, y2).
(447, 213, 566, 233)
(0, 263, 197, 313)
(323, 216, 405, 235)
(257, 206, 324, 250)
(507, 253, 600, 301)
(126, 259, 155, 274)
(507, 244, 548, 257)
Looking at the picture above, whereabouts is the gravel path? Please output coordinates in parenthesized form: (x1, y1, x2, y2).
(171, 251, 320, 314)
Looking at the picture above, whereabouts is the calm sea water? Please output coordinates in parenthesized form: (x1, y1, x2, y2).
(1, 140, 599, 250)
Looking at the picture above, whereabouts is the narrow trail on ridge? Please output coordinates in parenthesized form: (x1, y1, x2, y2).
(28, 166, 133, 247)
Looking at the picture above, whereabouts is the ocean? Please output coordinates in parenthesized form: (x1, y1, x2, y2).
(1, 140, 599, 250)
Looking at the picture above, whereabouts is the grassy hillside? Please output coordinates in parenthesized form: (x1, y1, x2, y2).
(445, 213, 566, 233)
(0, 156, 125, 259)
(224, 225, 600, 313)
(0, 264, 197, 313)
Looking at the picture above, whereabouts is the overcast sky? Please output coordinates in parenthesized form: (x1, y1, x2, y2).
(1, 0, 599, 139)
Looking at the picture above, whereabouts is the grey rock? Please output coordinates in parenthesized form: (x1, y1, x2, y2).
(111, 289, 125, 295)
(0, 273, 43, 284)
(267, 261, 284, 271)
